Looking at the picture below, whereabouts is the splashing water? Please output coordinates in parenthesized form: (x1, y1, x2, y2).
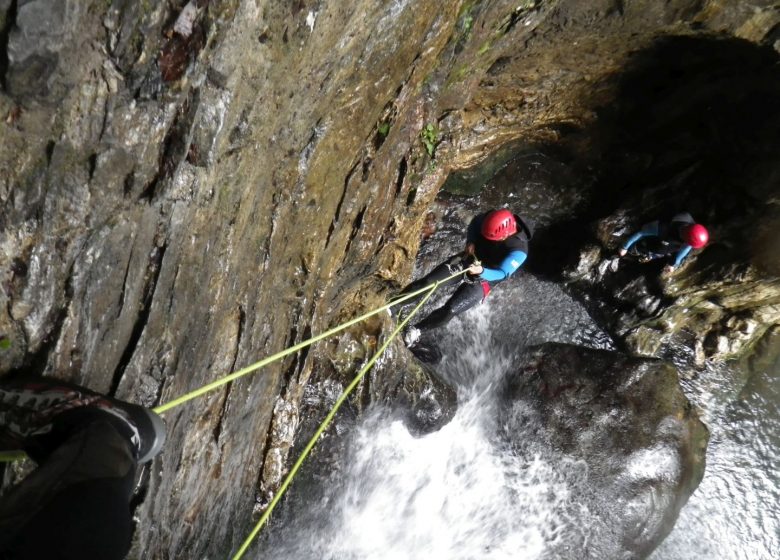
(258, 174, 778, 558)
(259, 274, 614, 559)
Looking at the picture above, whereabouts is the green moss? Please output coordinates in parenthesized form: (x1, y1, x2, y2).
(377, 121, 391, 137)
(457, 1, 478, 32)
(420, 123, 439, 158)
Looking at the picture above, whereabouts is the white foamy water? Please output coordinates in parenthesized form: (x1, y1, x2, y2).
(257, 187, 779, 558)
(321, 405, 566, 559)
(259, 276, 613, 559)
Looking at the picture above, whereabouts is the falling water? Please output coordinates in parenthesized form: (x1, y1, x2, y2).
(258, 271, 778, 560)
(258, 150, 778, 558)
(259, 271, 616, 559)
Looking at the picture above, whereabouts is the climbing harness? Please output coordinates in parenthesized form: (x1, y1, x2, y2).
(0, 268, 467, 559)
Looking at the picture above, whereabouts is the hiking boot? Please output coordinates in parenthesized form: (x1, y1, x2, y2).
(0, 378, 166, 463)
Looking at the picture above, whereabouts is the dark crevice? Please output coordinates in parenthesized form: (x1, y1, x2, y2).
(109, 241, 167, 396)
(361, 154, 372, 182)
(235, 305, 247, 365)
(487, 56, 513, 76)
(214, 304, 245, 442)
(282, 351, 300, 390)
(45, 141, 55, 165)
(212, 380, 233, 443)
(351, 206, 365, 235)
(140, 90, 197, 201)
(87, 153, 98, 181)
(166, 264, 180, 315)
(502, 5, 528, 35)
(394, 157, 407, 196)
(296, 324, 312, 376)
(0, 0, 17, 91)
(278, 325, 301, 393)
(359, 360, 371, 409)
(299, 122, 321, 177)
(123, 170, 135, 197)
(150, 360, 169, 407)
(342, 205, 367, 258)
(405, 185, 417, 206)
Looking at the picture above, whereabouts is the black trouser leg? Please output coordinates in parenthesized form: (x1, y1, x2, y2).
(396, 254, 466, 308)
(629, 240, 676, 261)
(0, 417, 137, 560)
(415, 280, 486, 332)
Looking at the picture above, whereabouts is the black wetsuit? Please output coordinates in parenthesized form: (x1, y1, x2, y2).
(622, 212, 696, 267)
(399, 212, 533, 333)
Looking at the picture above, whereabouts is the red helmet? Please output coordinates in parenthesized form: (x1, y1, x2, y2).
(682, 223, 709, 248)
(481, 209, 517, 241)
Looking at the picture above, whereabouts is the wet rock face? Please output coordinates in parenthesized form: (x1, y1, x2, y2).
(5, 0, 68, 98)
(0, 0, 777, 556)
(502, 343, 708, 559)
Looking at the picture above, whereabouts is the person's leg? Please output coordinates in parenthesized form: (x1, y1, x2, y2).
(414, 279, 486, 333)
(629, 238, 675, 262)
(0, 378, 165, 559)
(393, 254, 467, 310)
(0, 416, 136, 559)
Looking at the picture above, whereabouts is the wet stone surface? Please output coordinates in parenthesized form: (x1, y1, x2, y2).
(501, 343, 708, 559)
(1, 0, 779, 557)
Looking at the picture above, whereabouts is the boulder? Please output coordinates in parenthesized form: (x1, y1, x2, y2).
(501, 343, 708, 559)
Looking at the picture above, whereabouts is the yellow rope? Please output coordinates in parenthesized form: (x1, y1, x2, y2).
(0, 269, 465, 463)
(0, 450, 27, 462)
(153, 269, 464, 414)
(230, 276, 441, 560)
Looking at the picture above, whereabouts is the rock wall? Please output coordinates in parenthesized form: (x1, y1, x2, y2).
(1, 0, 778, 557)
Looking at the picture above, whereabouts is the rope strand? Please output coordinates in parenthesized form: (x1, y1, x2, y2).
(153, 269, 465, 414)
(230, 275, 442, 560)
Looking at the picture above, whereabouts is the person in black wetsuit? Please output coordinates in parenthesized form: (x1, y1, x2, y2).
(397, 209, 533, 358)
(0, 376, 166, 560)
(618, 212, 709, 273)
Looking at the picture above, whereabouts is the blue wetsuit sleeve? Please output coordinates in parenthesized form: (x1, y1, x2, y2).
(480, 250, 527, 281)
(673, 245, 692, 267)
(622, 222, 660, 250)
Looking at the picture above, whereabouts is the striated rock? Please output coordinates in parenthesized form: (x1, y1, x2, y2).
(502, 343, 708, 559)
(0, 0, 777, 557)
